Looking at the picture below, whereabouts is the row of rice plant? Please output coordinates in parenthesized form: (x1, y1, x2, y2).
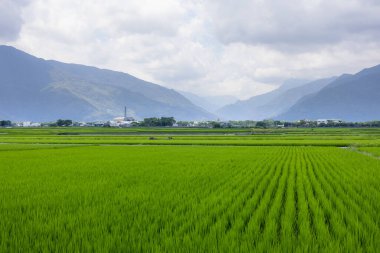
(0, 145, 379, 251)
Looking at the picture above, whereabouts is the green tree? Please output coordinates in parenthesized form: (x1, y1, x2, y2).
(0, 120, 11, 127)
(56, 119, 73, 127)
(160, 117, 176, 127)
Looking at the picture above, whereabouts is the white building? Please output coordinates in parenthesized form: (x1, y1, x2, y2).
(110, 116, 137, 127)
(30, 122, 41, 127)
(317, 119, 343, 125)
(113, 116, 135, 123)
(22, 121, 32, 127)
(317, 119, 328, 125)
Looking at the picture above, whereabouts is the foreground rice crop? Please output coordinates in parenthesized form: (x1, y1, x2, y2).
(1, 145, 379, 252)
(357, 147, 380, 158)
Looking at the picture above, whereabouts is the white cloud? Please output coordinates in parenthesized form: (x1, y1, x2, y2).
(3, 0, 380, 99)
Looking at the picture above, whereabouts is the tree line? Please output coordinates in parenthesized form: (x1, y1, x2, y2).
(139, 117, 176, 127)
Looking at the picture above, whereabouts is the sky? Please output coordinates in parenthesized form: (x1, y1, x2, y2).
(1, 0, 380, 99)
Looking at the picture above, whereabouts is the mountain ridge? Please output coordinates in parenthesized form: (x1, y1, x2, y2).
(0, 45, 214, 121)
(216, 78, 334, 120)
(277, 64, 380, 121)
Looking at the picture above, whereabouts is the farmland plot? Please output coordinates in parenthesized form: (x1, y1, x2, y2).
(357, 147, 380, 158)
(0, 145, 379, 252)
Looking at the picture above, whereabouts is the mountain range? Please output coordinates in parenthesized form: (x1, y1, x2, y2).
(217, 78, 333, 120)
(0, 45, 213, 121)
(277, 65, 380, 121)
(217, 64, 380, 121)
(1, 45, 379, 122)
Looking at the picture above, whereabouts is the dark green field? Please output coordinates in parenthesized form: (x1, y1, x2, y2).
(1, 128, 380, 252)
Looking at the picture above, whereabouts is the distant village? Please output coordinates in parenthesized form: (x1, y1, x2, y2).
(1, 117, 380, 128)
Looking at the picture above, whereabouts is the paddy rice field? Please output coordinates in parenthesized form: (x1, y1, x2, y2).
(0, 127, 379, 252)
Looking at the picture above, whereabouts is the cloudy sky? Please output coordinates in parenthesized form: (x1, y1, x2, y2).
(1, 0, 380, 99)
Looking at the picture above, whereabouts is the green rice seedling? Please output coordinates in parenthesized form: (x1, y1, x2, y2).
(0, 144, 380, 252)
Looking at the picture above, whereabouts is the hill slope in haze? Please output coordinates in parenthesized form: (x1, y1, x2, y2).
(216, 78, 336, 120)
(255, 77, 337, 119)
(278, 65, 380, 121)
(0, 45, 214, 121)
(178, 91, 238, 113)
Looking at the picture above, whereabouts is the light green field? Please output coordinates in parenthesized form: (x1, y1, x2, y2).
(0, 128, 380, 252)
(1, 127, 380, 146)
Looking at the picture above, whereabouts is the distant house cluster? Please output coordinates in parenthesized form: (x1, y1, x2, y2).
(13, 121, 41, 127)
(109, 116, 137, 127)
(316, 119, 344, 125)
(1, 117, 380, 128)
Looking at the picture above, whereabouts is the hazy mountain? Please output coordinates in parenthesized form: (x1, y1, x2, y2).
(277, 65, 380, 121)
(217, 79, 316, 120)
(178, 91, 238, 113)
(254, 77, 337, 118)
(0, 45, 214, 121)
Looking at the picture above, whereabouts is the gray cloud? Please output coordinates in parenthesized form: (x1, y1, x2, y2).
(206, 0, 380, 50)
(5, 0, 380, 99)
(0, 0, 30, 41)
